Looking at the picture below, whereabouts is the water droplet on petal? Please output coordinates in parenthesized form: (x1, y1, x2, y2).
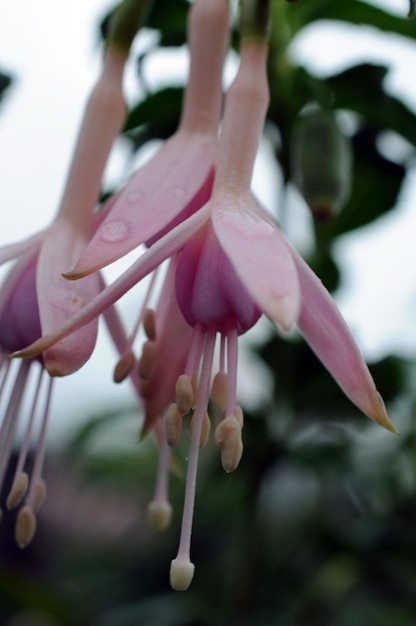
(100, 219, 130, 243)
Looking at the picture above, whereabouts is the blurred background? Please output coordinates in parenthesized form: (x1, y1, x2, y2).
(1, 0, 416, 624)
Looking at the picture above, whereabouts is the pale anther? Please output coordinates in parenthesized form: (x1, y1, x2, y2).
(143, 308, 156, 341)
(33, 478, 47, 514)
(6, 472, 28, 510)
(234, 405, 244, 427)
(176, 374, 194, 415)
(192, 411, 211, 448)
(113, 349, 136, 383)
(215, 414, 243, 472)
(165, 403, 183, 447)
(170, 558, 195, 591)
(137, 340, 156, 380)
(147, 500, 172, 531)
(15, 505, 37, 548)
(212, 371, 228, 412)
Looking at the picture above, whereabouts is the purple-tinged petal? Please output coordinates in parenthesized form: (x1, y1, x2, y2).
(212, 196, 300, 331)
(140, 257, 194, 436)
(71, 133, 215, 278)
(13, 205, 210, 361)
(35, 220, 101, 377)
(0, 252, 41, 354)
(291, 245, 397, 433)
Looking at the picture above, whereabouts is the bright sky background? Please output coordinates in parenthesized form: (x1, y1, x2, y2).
(0, 0, 415, 441)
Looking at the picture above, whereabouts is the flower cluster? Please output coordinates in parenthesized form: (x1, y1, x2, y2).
(0, 0, 396, 592)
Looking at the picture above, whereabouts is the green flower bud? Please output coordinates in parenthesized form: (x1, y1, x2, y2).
(292, 109, 352, 222)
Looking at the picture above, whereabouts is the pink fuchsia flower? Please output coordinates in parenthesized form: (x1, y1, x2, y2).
(0, 44, 128, 547)
(15, 35, 396, 590)
(74, 0, 230, 277)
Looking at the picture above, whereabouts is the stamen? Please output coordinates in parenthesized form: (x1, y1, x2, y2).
(32, 478, 47, 514)
(0, 356, 12, 395)
(225, 326, 238, 417)
(25, 376, 53, 513)
(147, 434, 172, 531)
(164, 403, 183, 447)
(175, 375, 194, 415)
(113, 270, 159, 382)
(191, 411, 211, 448)
(113, 349, 136, 383)
(212, 372, 228, 412)
(170, 326, 216, 591)
(143, 308, 156, 341)
(6, 472, 28, 510)
(7, 366, 44, 509)
(137, 340, 156, 379)
(214, 413, 243, 472)
(15, 505, 36, 548)
(0, 361, 31, 505)
(234, 404, 244, 428)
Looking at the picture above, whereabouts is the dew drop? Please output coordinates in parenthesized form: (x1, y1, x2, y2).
(100, 219, 130, 243)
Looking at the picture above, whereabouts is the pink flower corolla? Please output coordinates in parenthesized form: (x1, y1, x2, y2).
(0, 46, 128, 546)
(14, 36, 396, 590)
(74, 0, 230, 277)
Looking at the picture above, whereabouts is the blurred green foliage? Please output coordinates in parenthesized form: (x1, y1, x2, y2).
(2, 0, 416, 624)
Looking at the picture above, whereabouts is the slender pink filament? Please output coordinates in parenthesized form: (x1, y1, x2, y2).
(14, 365, 44, 478)
(225, 326, 238, 417)
(175, 326, 216, 563)
(0, 361, 31, 491)
(27, 375, 54, 509)
(152, 431, 171, 507)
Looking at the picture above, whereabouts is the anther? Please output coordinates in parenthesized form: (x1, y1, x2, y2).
(176, 375, 194, 415)
(234, 405, 244, 427)
(192, 412, 211, 448)
(147, 500, 172, 531)
(15, 505, 37, 548)
(113, 349, 136, 383)
(170, 558, 195, 591)
(32, 478, 47, 513)
(137, 340, 156, 380)
(212, 372, 228, 412)
(6, 472, 28, 510)
(143, 308, 156, 341)
(165, 403, 183, 447)
(214, 414, 243, 472)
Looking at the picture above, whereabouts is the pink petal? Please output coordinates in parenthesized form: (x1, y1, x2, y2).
(71, 132, 215, 277)
(0, 230, 46, 266)
(140, 257, 194, 435)
(291, 245, 397, 433)
(212, 196, 300, 330)
(14, 205, 210, 361)
(35, 220, 101, 376)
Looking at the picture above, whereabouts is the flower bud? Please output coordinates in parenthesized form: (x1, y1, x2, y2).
(292, 109, 352, 221)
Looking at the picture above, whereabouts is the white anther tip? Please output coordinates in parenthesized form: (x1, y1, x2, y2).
(147, 501, 172, 531)
(170, 559, 195, 591)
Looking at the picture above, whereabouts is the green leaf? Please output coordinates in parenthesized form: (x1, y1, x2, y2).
(291, 0, 416, 41)
(146, 0, 188, 47)
(122, 86, 183, 148)
(327, 63, 416, 148)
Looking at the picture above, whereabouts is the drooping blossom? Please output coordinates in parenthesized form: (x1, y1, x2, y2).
(74, 0, 230, 276)
(0, 29, 133, 546)
(15, 22, 396, 592)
